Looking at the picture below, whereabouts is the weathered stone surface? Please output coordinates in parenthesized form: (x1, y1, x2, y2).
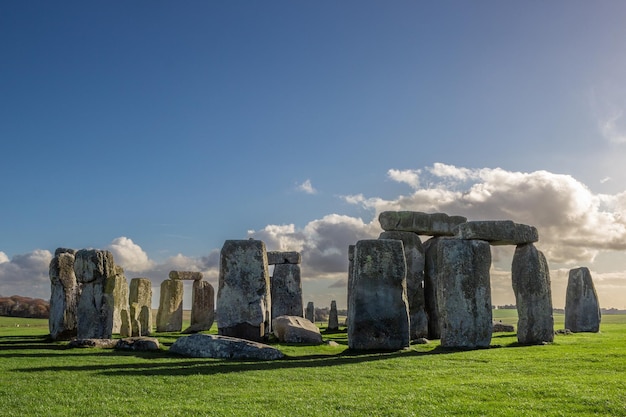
(129, 278, 152, 336)
(49, 250, 78, 340)
(216, 240, 270, 342)
(267, 251, 301, 265)
(115, 337, 160, 351)
(156, 279, 183, 332)
(169, 270, 203, 281)
(105, 265, 130, 336)
(379, 211, 467, 236)
(493, 322, 515, 333)
(454, 220, 538, 245)
(328, 300, 339, 331)
(272, 315, 323, 344)
(305, 301, 315, 323)
(54, 247, 77, 257)
(437, 239, 492, 348)
(68, 338, 118, 349)
(183, 280, 215, 333)
(512, 243, 554, 344)
(565, 267, 601, 333)
(170, 333, 284, 360)
(271, 263, 303, 319)
(346, 245, 355, 330)
(74, 249, 116, 339)
(379, 231, 428, 339)
(423, 237, 449, 339)
(348, 239, 410, 351)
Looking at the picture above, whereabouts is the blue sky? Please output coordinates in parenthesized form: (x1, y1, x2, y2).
(2, 2, 626, 309)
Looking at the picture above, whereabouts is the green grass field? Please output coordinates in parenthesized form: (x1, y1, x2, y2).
(0, 313, 624, 416)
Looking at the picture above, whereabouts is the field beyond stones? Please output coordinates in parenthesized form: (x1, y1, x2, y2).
(0, 312, 624, 417)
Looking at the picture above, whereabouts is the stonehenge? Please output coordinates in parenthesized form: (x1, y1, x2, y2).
(268, 251, 303, 318)
(129, 278, 152, 336)
(49, 248, 79, 340)
(156, 279, 184, 332)
(565, 267, 601, 332)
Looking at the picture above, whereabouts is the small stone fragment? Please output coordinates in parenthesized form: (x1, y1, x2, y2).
(272, 315, 323, 344)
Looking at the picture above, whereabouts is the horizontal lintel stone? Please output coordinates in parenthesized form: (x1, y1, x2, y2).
(378, 211, 467, 236)
(266, 251, 301, 265)
(453, 220, 538, 245)
(169, 270, 203, 281)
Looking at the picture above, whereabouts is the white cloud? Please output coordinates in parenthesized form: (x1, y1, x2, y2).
(387, 169, 421, 189)
(107, 237, 155, 273)
(296, 179, 317, 194)
(600, 110, 626, 144)
(0, 250, 53, 299)
(600, 177, 612, 184)
(0, 252, 9, 264)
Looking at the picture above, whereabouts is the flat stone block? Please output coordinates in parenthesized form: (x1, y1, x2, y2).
(267, 251, 301, 265)
(454, 220, 538, 245)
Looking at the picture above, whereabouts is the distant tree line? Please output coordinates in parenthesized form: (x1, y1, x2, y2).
(0, 295, 49, 319)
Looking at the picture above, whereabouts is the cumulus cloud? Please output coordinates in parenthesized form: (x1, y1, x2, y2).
(0, 250, 53, 299)
(387, 169, 421, 189)
(107, 237, 155, 273)
(296, 179, 317, 194)
(0, 252, 9, 264)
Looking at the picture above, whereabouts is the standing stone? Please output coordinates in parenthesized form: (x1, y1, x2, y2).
(328, 300, 339, 331)
(271, 263, 303, 318)
(216, 240, 270, 342)
(512, 243, 554, 344)
(156, 279, 184, 332)
(74, 249, 117, 339)
(565, 267, 601, 333)
(49, 249, 78, 340)
(423, 237, 447, 339)
(129, 278, 152, 336)
(346, 245, 356, 329)
(106, 265, 131, 337)
(437, 239, 492, 348)
(348, 239, 410, 351)
(379, 231, 428, 339)
(184, 280, 215, 333)
(305, 301, 315, 323)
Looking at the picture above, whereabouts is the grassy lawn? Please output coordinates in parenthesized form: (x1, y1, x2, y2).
(0, 313, 624, 416)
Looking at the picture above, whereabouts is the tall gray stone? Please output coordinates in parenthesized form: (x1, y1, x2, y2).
(379, 231, 428, 339)
(74, 249, 117, 339)
(49, 249, 78, 340)
(348, 239, 410, 351)
(565, 267, 601, 333)
(423, 237, 448, 339)
(106, 265, 131, 337)
(305, 301, 315, 323)
(129, 278, 153, 336)
(271, 263, 303, 318)
(379, 211, 467, 236)
(436, 239, 492, 348)
(328, 300, 339, 331)
(346, 245, 355, 329)
(216, 239, 270, 342)
(512, 243, 554, 344)
(156, 279, 183, 332)
(184, 280, 215, 333)
(453, 220, 538, 245)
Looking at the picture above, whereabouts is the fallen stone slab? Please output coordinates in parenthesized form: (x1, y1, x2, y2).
(115, 337, 160, 351)
(267, 251, 301, 265)
(169, 271, 203, 281)
(272, 315, 323, 344)
(169, 333, 284, 360)
(453, 220, 538, 245)
(378, 211, 467, 236)
(492, 322, 515, 333)
(68, 338, 118, 349)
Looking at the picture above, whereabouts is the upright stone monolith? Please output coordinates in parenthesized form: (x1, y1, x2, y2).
(216, 239, 270, 342)
(346, 245, 355, 329)
(74, 249, 117, 339)
(49, 248, 78, 340)
(423, 237, 448, 339)
(184, 280, 215, 333)
(106, 265, 131, 337)
(511, 243, 554, 344)
(328, 300, 339, 331)
(270, 253, 303, 318)
(436, 239, 492, 348)
(129, 278, 152, 336)
(348, 239, 410, 351)
(305, 301, 315, 323)
(379, 231, 428, 339)
(565, 267, 601, 332)
(156, 279, 184, 332)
